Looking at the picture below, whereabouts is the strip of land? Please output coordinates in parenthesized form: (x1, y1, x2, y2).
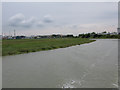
(2, 38, 95, 56)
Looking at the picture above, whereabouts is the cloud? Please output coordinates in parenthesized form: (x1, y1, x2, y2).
(8, 13, 25, 26)
(43, 15, 54, 23)
(37, 15, 54, 27)
(19, 17, 36, 27)
(8, 13, 37, 28)
(8, 13, 54, 28)
(37, 21, 44, 27)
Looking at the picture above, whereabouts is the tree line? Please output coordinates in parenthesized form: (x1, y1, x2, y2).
(78, 32, 120, 39)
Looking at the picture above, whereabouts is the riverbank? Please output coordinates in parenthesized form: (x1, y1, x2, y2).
(2, 38, 95, 56)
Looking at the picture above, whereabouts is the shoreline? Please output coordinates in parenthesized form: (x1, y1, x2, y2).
(2, 38, 96, 56)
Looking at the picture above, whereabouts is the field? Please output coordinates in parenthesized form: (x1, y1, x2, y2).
(2, 38, 95, 56)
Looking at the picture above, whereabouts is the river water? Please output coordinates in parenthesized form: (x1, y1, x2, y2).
(2, 39, 118, 88)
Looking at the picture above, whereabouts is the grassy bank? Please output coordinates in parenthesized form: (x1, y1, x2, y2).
(2, 38, 95, 56)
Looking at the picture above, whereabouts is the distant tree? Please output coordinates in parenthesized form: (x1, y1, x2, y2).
(79, 34, 85, 38)
(102, 31, 107, 33)
(79, 31, 119, 39)
(52, 34, 57, 38)
(91, 32, 96, 35)
(93, 34, 98, 38)
(97, 35, 102, 38)
(66, 34, 74, 38)
(52, 34, 62, 38)
(84, 33, 90, 38)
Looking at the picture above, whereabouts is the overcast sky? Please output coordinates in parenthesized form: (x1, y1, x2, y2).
(2, 2, 118, 36)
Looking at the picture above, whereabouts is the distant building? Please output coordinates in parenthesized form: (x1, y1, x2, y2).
(117, 28, 120, 34)
(16, 36, 26, 39)
(109, 32, 118, 35)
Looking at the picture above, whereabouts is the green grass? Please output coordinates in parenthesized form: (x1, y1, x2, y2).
(2, 38, 95, 56)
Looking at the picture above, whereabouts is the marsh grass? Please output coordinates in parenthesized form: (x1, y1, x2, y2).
(2, 38, 95, 56)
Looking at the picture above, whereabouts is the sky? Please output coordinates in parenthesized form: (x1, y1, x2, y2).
(2, 2, 118, 36)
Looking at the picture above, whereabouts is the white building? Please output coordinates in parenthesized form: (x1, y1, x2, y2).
(117, 28, 120, 34)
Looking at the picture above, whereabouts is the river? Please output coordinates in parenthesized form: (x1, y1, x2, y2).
(2, 39, 118, 88)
